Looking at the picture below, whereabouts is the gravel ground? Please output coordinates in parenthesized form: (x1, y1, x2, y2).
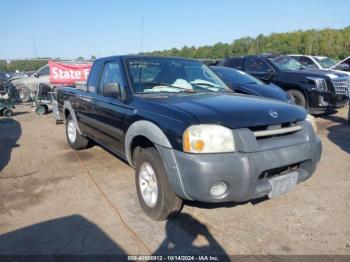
(0, 104, 349, 256)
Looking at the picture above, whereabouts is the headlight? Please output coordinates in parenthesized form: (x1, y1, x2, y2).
(306, 114, 317, 133)
(183, 124, 235, 153)
(307, 77, 327, 91)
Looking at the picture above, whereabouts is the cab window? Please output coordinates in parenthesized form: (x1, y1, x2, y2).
(99, 62, 124, 95)
(246, 58, 269, 73)
(299, 56, 317, 69)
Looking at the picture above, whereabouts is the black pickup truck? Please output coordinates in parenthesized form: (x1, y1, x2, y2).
(55, 55, 322, 220)
(218, 55, 349, 114)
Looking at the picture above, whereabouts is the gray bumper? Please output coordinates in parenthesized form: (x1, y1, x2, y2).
(156, 121, 322, 203)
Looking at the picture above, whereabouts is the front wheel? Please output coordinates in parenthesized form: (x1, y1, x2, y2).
(2, 108, 13, 117)
(287, 89, 307, 108)
(66, 115, 90, 150)
(134, 147, 182, 220)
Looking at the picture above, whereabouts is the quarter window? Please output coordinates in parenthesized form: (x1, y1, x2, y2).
(227, 58, 243, 70)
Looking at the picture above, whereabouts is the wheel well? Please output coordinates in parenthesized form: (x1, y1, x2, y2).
(40, 104, 48, 110)
(64, 109, 70, 120)
(130, 136, 154, 166)
(286, 87, 308, 98)
(286, 87, 308, 107)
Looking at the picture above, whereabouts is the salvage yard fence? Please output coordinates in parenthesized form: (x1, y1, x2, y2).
(0, 73, 27, 103)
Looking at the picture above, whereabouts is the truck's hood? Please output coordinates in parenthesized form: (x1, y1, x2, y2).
(154, 93, 306, 129)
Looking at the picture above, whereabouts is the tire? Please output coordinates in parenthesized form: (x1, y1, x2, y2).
(35, 105, 47, 115)
(2, 108, 13, 117)
(66, 115, 90, 150)
(134, 147, 182, 220)
(287, 89, 307, 108)
(18, 86, 31, 103)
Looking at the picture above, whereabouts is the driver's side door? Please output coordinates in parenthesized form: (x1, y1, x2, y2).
(89, 60, 130, 155)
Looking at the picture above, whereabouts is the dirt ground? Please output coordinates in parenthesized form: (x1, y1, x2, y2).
(0, 104, 349, 256)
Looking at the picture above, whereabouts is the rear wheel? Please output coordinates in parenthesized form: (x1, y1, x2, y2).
(134, 147, 182, 220)
(66, 115, 90, 150)
(287, 89, 307, 108)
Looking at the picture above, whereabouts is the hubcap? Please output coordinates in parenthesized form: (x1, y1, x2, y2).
(67, 120, 77, 143)
(139, 162, 158, 208)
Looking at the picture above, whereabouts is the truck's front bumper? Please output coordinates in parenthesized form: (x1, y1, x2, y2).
(308, 90, 348, 114)
(157, 122, 322, 203)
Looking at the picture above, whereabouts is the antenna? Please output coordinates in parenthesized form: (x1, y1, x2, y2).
(140, 16, 144, 53)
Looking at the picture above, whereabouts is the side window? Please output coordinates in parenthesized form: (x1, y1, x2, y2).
(38, 65, 50, 76)
(246, 58, 269, 73)
(228, 58, 243, 70)
(299, 56, 317, 68)
(99, 61, 124, 95)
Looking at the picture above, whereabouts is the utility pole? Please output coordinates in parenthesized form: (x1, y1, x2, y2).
(32, 39, 38, 58)
(140, 16, 144, 53)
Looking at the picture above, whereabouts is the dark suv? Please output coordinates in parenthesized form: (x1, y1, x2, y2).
(219, 55, 349, 114)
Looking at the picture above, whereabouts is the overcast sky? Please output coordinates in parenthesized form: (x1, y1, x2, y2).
(1, 0, 349, 59)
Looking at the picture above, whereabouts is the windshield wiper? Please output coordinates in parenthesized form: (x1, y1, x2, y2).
(192, 82, 233, 93)
(145, 82, 196, 93)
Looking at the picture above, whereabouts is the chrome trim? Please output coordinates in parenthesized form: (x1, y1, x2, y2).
(254, 125, 302, 138)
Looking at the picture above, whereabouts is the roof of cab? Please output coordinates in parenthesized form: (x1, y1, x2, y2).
(95, 55, 200, 63)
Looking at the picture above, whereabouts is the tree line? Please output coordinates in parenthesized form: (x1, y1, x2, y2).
(0, 59, 48, 73)
(145, 27, 350, 60)
(1, 27, 349, 72)
(0, 56, 96, 73)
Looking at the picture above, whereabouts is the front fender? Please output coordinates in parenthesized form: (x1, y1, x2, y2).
(124, 120, 172, 166)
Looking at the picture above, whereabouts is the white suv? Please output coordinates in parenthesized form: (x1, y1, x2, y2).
(289, 55, 350, 76)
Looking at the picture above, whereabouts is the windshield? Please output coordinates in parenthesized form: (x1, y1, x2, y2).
(212, 67, 264, 86)
(314, 57, 337, 69)
(268, 56, 302, 71)
(125, 58, 229, 94)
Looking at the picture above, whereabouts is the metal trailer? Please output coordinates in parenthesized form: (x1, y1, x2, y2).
(0, 94, 15, 117)
(31, 83, 54, 115)
(0, 73, 19, 117)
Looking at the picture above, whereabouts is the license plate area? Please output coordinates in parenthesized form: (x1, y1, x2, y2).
(268, 172, 298, 198)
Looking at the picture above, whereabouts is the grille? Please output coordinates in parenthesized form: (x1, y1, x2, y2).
(332, 78, 349, 95)
(258, 163, 300, 180)
(249, 122, 302, 139)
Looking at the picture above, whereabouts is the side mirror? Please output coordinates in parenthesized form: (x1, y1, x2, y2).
(262, 70, 274, 82)
(103, 82, 121, 99)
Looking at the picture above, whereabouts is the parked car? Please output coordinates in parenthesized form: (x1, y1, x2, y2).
(289, 55, 350, 76)
(55, 55, 322, 220)
(218, 55, 349, 114)
(211, 66, 292, 103)
(10, 61, 92, 102)
(10, 64, 51, 102)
